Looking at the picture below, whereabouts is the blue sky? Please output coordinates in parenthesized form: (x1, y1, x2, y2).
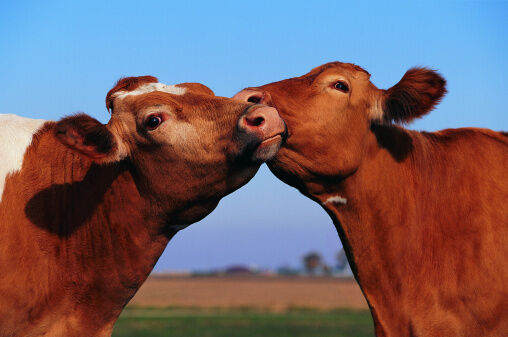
(1, 1, 506, 271)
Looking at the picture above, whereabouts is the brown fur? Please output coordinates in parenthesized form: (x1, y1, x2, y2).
(176, 82, 215, 96)
(234, 62, 508, 337)
(0, 77, 284, 336)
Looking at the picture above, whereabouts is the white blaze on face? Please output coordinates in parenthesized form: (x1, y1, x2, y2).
(112, 82, 186, 101)
(0, 114, 47, 202)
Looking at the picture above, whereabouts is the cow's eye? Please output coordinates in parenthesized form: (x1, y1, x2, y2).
(145, 115, 162, 130)
(334, 81, 349, 93)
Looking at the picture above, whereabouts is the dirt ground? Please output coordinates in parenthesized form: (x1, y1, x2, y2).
(128, 275, 369, 311)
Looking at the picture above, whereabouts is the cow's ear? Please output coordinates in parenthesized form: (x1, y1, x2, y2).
(54, 113, 127, 163)
(380, 68, 447, 124)
(176, 83, 215, 96)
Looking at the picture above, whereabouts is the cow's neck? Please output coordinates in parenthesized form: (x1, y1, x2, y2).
(0, 125, 174, 334)
(305, 127, 433, 335)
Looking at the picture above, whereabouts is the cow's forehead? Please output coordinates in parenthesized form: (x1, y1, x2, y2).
(106, 76, 187, 113)
(112, 82, 186, 101)
(306, 62, 371, 79)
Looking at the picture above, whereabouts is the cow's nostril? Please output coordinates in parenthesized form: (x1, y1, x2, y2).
(247, 95, 262, 104)
(245, 116, 265, 127)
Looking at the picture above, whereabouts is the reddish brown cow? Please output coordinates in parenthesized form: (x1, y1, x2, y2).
(0, 76, 285, 336)
(234, 62, 508, 337)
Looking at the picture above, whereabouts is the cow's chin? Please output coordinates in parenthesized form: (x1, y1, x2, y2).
(225, 165, 262, 193)
(266, 147, 312, 191)
(252, 135, 283, 162)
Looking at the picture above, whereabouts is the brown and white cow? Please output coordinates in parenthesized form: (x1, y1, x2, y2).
(0, 76, 285, 336)
(234, 62, 508, 337)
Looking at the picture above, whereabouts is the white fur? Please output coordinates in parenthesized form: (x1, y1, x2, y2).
(323, 195, 348, 206)
(113, 82, 186, 101)
(0, 114, 47, 202)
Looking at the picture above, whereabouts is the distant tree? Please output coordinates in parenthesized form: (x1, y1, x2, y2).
(277, 265, 299, 276)
(302, 251, 322, 275)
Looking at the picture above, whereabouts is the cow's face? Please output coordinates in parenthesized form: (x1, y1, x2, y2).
(233, 62, 446, 193)
(55, 76, 286, 224)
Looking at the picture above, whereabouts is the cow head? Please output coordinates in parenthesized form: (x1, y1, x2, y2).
(54, 76, 286, 224)
(233, 62, 446, 193)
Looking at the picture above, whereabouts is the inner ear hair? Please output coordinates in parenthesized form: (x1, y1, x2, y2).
(54, 113, 118, 161)
(382, 67, 447, 124)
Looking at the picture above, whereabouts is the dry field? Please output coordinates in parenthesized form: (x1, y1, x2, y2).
(128, 275, 368, 311)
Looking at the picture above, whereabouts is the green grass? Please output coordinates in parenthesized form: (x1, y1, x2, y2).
(112, 307, 374, 337)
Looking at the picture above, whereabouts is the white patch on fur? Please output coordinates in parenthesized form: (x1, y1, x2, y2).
(113, 82, 186, 100)
(323, 195, 348, 206)
(0, 114, 47, 202)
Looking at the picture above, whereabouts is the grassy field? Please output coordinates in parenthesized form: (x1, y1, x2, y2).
(112, 307, 374, 337)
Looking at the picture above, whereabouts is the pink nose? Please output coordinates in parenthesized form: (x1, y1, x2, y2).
(233, 88, 272, 105)
(239, 105, 285, 140)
